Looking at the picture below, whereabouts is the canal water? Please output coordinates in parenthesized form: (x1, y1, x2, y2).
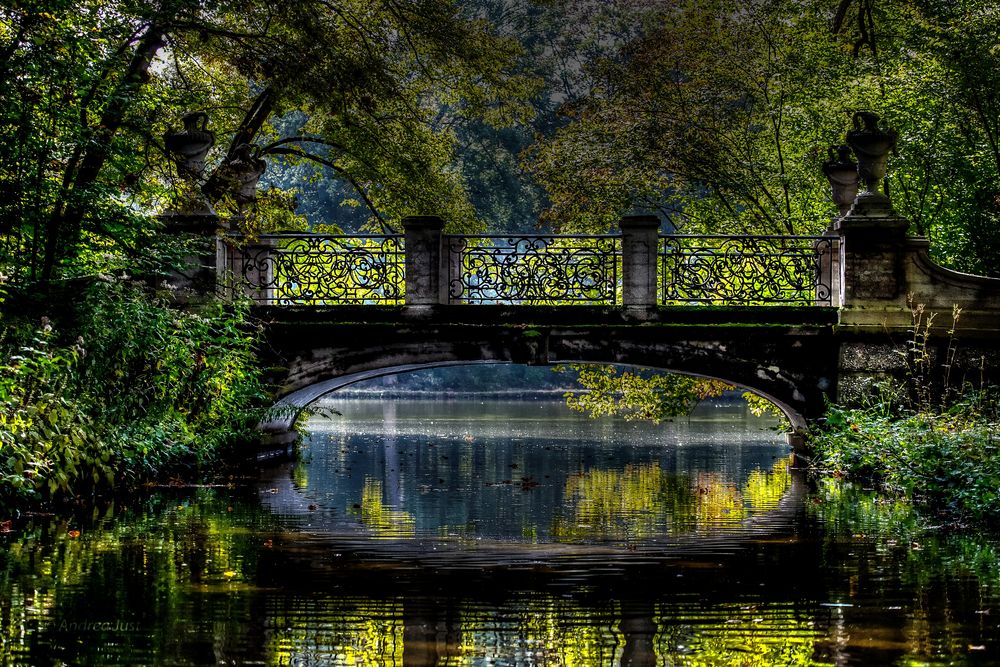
(1, 397, 999, 665)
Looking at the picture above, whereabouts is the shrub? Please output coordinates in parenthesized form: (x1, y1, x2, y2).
(0, 277, 270, 505)
(813, 393, 1000, 521)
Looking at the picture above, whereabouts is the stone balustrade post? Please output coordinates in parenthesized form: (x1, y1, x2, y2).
(815, 233, 841, 307)
(219, 236, 278, 305)
(403, 215, 446, 306)
(835, 197, 909, 317)
(157, 212, 219, 306)
(446, 236, 464, 304)
(619, 215, 661, 309)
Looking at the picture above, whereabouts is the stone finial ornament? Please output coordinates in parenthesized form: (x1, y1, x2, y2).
(822, 145, 859, 217)
(163, 111, 215, 179)
(226, 143, 267, 210)
(846, 112, 897, 200)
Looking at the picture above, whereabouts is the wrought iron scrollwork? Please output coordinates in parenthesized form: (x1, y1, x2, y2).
(447, 235, 621, 305)
(660, 235, 835, 306)
(230, 234, 404, 305)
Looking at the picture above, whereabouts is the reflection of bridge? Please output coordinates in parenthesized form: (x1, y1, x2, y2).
(203, 199, 1000, 448)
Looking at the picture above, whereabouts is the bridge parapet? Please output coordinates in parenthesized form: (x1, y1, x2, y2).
(835, 195, 1000, 334)
(218, 219, 837, 310)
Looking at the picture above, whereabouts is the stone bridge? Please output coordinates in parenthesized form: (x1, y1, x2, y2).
(200, 193, 1000, 452)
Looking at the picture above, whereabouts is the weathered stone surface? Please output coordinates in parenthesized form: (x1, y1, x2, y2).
(619, 215, 660, 308)
(402, 215, 445, 306)
(845, 249, 901, 300)
(839, 342, 908, 372)
(836, 372, 897, 405)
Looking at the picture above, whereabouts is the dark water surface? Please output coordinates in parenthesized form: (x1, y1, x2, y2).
(1, 399, 999, 666)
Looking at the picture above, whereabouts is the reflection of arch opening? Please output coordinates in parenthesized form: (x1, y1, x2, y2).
(261, 361, 804, 448)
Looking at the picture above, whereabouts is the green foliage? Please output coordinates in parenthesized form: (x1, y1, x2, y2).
(557, 364, 734, 423)
(813, 299, 1000, 521)
(225, 187, 311, 237)
(0, 0, 536, 286)
(0, 280, 269, 505)
(523, 0, 1000, 275)
(812, 395, 1000, 521)
(743, 391, 788, 422)
(526, 0, 846, 234)
(0, 319, 96, 499)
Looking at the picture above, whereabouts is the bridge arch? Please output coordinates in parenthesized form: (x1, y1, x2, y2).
(260, 325, 832, 450)
(273, 360, 807, 427)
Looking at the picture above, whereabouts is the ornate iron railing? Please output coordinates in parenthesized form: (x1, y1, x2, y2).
(446, 235, 621, 305)
(659, 235, 836, 306)
(226, 234, 404, 305)
(221, 232, 838, 307)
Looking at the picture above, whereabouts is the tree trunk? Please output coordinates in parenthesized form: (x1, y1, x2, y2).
(40, 23, 166, 282)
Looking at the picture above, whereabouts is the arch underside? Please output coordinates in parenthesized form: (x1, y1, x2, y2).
(261, 324, 838, 447)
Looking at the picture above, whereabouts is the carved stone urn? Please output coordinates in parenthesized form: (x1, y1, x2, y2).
(845, 112, 897, 201)
(822, 145, 859, 217)
(163, 111, 215, 179)
(226, 143, 267, 210)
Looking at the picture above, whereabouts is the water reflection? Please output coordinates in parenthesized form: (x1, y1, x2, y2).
(259, 399, 794, 550)
(0, 400, 998, 665)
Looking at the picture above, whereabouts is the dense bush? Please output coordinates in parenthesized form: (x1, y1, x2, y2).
(811, 300, 1000, 522)
(812, 393, 1000, 521)
(0, 277, 270, 505)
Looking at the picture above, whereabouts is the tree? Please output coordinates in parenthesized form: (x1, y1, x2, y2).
(0, 0, 534, 284)
(526, 0, 850, 234)
(523, 0, 1000, 274)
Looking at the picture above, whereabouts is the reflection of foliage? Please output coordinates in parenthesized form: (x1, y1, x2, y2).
(807, 480, 1000, 665)
(554, 456, 794, 542)
(744, 459, 793, 513)
(694, 473, 746, 526)
(558, 364, 734, 423)
(490, 603, 623, 666)
(355, 479, 415, 538)
(657, 609, 822, 667)
(554, 464, 681, 542)
(696, 457, 792, 527)
(0, 491, 277, 663)
(810, 479, 1000, 589)
(266, 600, 404, 666)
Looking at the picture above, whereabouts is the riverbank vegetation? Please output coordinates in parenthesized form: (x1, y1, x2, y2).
(0, 0, 532, 506)
(0, 277, 270, 505)
(811, 398, 1000, 522)
(810, 304, 1000, 523)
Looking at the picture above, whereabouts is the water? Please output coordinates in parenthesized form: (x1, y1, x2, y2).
(1, 398, 999, 666)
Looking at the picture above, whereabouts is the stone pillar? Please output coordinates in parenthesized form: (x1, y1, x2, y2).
(835, 197, 913, 404)
(619, 215, 661, 309)
(157, 212, 220, 306)
(446, 236, 464, 304)
(403, 215, 446, 306)
(219, 236, 278, 305)
(835, 196, 910, 327)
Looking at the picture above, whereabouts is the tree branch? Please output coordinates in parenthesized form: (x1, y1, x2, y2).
(267, 147, 394, 233)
